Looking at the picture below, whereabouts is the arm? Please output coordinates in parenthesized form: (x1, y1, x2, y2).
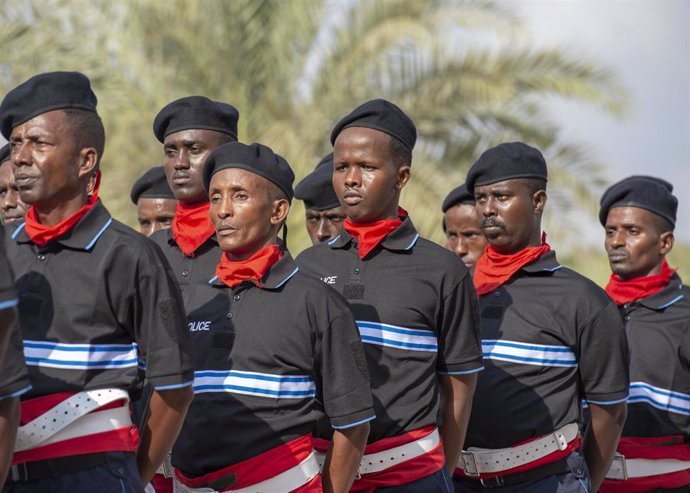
(582, 402, 627, 492)
(0, 396, 19, 487)
(439, 373, 477, 474)
(322, 422, 369, 493)
(136, 386, 194, 485)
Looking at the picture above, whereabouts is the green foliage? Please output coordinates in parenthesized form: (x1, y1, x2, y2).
(0, 0, 632, 270)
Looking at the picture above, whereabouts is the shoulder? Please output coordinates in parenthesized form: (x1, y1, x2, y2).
(408, 237, 471, 283)
(97, 220, 170, 269)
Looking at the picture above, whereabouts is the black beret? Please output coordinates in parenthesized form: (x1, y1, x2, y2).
(442, 183, 475, 213)
(599, 175, 677, 227)
(203, 142, 294, 202)
(0, 71, 97, 139)
(153, 96, 239, 143)
(0, 144, 9, 164)
(294, 153, 340, 211)
(465, 142, 547, 193)
(130, 166, 176, 204)
(330, 98, 416, 152)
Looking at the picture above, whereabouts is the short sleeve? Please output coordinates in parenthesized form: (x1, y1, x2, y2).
(436, 273, 484, 374)
(134, 244, 195, 390)
(0, 323, 31, 400)
(578, 301, 630, 404)
(315, 295, 375, 429)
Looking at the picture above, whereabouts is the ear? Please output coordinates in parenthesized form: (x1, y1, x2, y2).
(532, 189, 547, 215)
(270, 198, 290, 226)
(659, 231, 674, 256)
(395, 165, 411, 191)
(76, 146, 98, 180)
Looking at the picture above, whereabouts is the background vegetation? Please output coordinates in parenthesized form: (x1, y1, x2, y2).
(1, 0, 686, 285)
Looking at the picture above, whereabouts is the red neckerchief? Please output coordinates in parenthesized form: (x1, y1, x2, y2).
(172, 201, 216, 257)
(343, 207, 408, 259)
(473, 232, 551, 296)
(605, 258, 675, 306)
(216, 244, 283, 288)
(24, 171, 101, 247)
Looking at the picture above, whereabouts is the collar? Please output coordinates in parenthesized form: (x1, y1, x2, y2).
(327, 216, 419, 252)
(164, 226, 217, 247)
(520, 250, 563, 273)
(636, 273, 685, 310)
(209, 250, 299, 290)
(12, 200, 112, 251)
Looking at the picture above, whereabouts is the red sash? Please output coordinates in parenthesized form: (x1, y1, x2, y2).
(473, 232, 551, 296)
(216, 244, 282, 288)
(172, 201, 216, 256)
(343, 207, 408, 259)
(13, 391, 138, 464)
(600, 436, 690, 493)
(605, 259, 675, 305)
(175, 434, 321, 492)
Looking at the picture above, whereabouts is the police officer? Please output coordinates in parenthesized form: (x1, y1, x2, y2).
(130, 166, 177, 237)
(599, 176, 690, 493)
(150, 96, 239, 292)
(172, 142, 373, 493)
(298, 99, 483, 492)
(455, 142, 629, 492)
(442, 183, 487, 272)
(0, 145, 28, 226)
(1, 71, 194, 492)
(294, 153, 346, 245)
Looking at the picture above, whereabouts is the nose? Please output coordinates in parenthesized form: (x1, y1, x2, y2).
(11, 143, 30, 168)
(173, 150, 190, 170)
(2, 188, 18, 211)
(609, 230, 625, 248)
(455, 237, 468, 257)
(215, 195, 233, 219)
(344, 166, 361, 188)
(478, 197, 495, 217)
(315, 218, 331, 242)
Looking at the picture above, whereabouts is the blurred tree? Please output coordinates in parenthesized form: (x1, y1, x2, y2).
(0, 0, 637, 262)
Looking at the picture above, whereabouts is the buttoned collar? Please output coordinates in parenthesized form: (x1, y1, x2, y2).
(209, 250, 299, 291)
(636, 273, 685, 310)
(12, 200, 112, 251)
(164, 226, 218, 247)
(326, 216, 420, 254)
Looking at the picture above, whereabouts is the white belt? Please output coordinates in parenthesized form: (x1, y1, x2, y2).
(157, 452, 174, 478)
(459, 423, 579, 476)
(606, 454, 690, 480)
(15, 388, 131, 452)
(173, 452, 320, 493)
(314, 429, 440, 476)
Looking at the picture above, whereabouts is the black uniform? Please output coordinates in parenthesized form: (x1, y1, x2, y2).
(5, 201, 194, 399)
(466, 251, 629, 450)
(296, 217, 483, 443)
(620, 273, 690, 438)
(173, 252, 374, 477)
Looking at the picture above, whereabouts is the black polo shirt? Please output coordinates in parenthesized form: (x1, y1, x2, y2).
(296, 217, 483, 443)
(149, 227, 221, 299)
(173, 252, 374, 477)
(5, 201, 195, 399)
(466, 251, 629, 449)
(617, 274, 690, 439)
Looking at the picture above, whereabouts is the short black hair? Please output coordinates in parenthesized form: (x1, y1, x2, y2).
(652, 213, 674, 235)
(523, 178, 547, 195)
(216, 132, 236, 147)
(389, 135, 411, 167)
(63, 109, 105, 166)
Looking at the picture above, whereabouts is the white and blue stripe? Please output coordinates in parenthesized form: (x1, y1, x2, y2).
(193, 370, 316, 398)
(628, 381, 690, 415)
(357, 321, 438, 352)
(482, 339, 577, 367)
(23, 340, 138, 370)
(0, 298, 18, 310)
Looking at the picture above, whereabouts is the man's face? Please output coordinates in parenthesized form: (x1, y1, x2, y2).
(304, 206, 345, 244)
(163, 129, 225, 204)
(0, 160, 29, 224)
(474, 179, 541, 254)
(332, 127, 409, 223)
(136, 197, 177, 237)
(10, 110, 81, 208)
(605, 206, 671, 280)
(209, 168, 288, 260)
(444, 203, 487, 270)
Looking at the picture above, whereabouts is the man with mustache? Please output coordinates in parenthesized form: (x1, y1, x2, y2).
(172, 142, 373, 493)
(130, 166, 177, 237)
(298, 99, 483, 492)
(294, 153, 346, 245)
(1, 71, 194, 493)
(598, 176, 690, 493)
(442, 183, 487, 273)
(454, 142, 629, 492)
(150, 96, 239, 291)
(0, 145, 28, 226)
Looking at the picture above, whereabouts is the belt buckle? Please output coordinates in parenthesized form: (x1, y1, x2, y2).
(480, 475, 505, 488)
(461, 450, 481, 478)
(612, 453, 628, 481)
(553, 430, 568, 451)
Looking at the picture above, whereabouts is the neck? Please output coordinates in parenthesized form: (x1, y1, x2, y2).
(226, 238, 279, 262)
(348, 205, 401, 225)
(34, 192, 89, 226)
(182, 196, 208, 207)
(618, 261, 664, 281)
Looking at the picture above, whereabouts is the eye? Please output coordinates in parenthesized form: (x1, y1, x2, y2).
(234, 192, 248, 200)
(335, 164, 347, 172)
(361, 164, 374, 171)
(210, 195, 221, 203)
